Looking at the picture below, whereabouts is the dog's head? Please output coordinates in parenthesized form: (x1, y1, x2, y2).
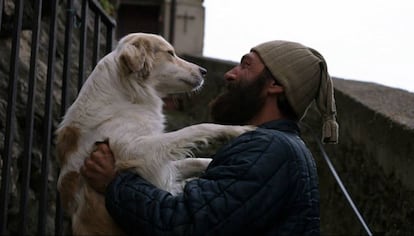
(116, 33, 206, 97)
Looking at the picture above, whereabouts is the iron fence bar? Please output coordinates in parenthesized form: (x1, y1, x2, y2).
(169, 0, 176, 44)
(18, 0, 43, 234)
(88, 0, 115, 55)
(37, 0, 58, 234)
(0, 0, 24, 233)
(92, 13, 101, 67)
(55, 191, 65, 235)
(0, 0, 3, 32)
(55, 0, 76, 235)
(106, 24, 114, 54)
(89, 0, 116, 27)
(61, 0, 75, 113)
(78, 0, 88, 90)
(55, 0, 76, 234)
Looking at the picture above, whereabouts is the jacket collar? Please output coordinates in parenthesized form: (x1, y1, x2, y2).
(258, 119, 300, 135)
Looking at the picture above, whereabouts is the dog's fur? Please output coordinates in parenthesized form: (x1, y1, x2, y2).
(56, 33, 254, 235)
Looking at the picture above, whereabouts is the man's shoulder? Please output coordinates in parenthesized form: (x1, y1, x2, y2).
(219, 126, 301, 159)
(238, 124, 299, 144)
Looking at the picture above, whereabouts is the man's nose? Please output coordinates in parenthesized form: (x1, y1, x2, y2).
(224, 67, 237, 81)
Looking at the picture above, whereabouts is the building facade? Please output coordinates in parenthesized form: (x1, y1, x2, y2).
(116, 0, 205, 56)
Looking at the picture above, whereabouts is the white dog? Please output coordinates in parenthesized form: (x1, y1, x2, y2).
(55, 33, 254, 235)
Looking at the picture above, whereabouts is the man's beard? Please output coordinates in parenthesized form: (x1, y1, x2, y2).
(209, 74, 267, 125)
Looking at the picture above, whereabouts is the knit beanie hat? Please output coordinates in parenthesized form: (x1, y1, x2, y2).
(252, 40, 339, 144)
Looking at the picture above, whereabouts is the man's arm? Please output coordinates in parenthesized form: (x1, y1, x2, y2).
(87, 131, 298, 235)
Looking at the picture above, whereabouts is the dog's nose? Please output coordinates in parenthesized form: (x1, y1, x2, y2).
(199, 67, 207, 77)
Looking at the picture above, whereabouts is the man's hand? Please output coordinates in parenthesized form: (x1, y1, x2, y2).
(81, 142, 117, 194)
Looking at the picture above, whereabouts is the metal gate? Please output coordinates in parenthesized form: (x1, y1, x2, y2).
(0, 0, 115, 234)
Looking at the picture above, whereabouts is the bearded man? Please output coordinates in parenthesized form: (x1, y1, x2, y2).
(81, 40, 339, 236)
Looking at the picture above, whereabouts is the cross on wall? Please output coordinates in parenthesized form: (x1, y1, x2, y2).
(176, 11, 195, 33)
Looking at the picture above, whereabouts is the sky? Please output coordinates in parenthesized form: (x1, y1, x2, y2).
(202, 0, 414, 93)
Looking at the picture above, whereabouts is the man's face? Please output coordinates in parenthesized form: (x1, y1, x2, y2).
(209, 51, 268, 125)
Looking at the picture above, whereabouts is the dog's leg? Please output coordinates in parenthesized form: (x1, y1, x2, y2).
(112, 124, 254, 162)
(115, 123, 254, 162)
(73, 185, 125, 235)
(151, 123, 255, 152)
(58, 170, 81, 214)
(110, 124, 254, 189)
(168, 158, 212, 195)
(140, 123, 252, 150)
(174, 158, 212, 180)
(105, 124, 254, 197)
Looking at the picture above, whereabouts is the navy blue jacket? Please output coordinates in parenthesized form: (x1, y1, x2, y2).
(105, 120, 320, 235)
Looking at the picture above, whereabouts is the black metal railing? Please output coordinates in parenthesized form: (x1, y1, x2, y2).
(0, 0, 116, 234)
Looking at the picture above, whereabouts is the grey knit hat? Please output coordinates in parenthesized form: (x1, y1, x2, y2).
(252, 40, 339, 144)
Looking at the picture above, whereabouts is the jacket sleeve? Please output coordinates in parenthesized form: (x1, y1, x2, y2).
(105, 129, 303, 235)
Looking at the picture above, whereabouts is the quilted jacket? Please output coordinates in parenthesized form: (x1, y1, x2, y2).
(105, 119, 320, 235)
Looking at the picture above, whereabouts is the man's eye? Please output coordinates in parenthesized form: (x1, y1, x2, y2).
(241, 62, 250, 68)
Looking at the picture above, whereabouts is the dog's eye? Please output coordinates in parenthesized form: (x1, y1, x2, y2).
(167, 50, 175, 56)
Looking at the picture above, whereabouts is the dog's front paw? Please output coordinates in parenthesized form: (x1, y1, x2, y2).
(226, 125, 256, 137)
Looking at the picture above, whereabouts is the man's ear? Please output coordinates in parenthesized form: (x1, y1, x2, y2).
(119, 38, 154, 78)
(267, 80, 284, 94)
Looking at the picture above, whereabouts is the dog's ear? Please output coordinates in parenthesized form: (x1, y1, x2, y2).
(119, 37, 155, 78)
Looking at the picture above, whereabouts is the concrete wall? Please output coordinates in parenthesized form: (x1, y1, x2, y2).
(173, 55, 414, 235)
(312, 78, 414, 235)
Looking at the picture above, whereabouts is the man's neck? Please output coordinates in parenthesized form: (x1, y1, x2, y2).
(248, 95, 288, 125)
(248, 107, 285, 126)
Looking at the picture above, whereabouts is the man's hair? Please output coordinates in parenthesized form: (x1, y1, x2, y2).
(261, 67, 299, 121)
